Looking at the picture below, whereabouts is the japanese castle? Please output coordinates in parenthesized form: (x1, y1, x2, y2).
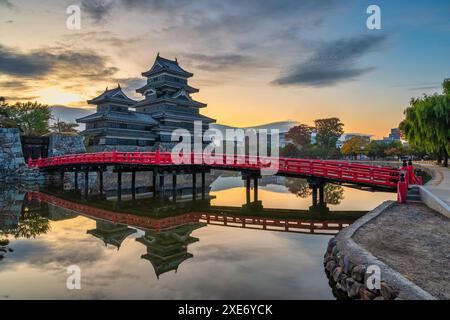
(77, 54, 216, 150)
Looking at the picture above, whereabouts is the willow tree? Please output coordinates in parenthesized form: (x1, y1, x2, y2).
(400, 80, 450, 167)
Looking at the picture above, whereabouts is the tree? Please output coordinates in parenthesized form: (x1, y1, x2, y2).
(384, 141, 403, 158)
(366, 141, 382, 160)
(341, 137, 368, 159)
(0, 97, 18, 128)
(314, 118, 344, 158)
(280, 143, 302, 158)
(399, 80, 450, 167)
(285, 124, 313, 147)
(50, 118, 79, 133)
(0, 101, 51, 136)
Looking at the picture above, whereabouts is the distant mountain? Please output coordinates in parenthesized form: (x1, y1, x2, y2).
(51, 105, 95, 128)
(210, 121, 299, 134)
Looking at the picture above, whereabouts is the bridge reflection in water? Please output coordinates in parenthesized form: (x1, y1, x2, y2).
(23, 176, 366, 278)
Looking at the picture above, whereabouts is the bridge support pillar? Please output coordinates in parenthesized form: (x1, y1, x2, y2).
(117, 170, 122, 201)
(319, 185, 325, 205)
(172, 173, 177, 202)
(74, 170, 78, 190)
(152, 169, 157, 198)
(159, 173, 165, 198)
(99, 170, 103, 194)
(245, 176, 251, 204)
(312, 186, 318, 206)
(192, 173, 197, 201)
(253, 177, 259, 202)
(201, 172, 206, 200)
(84, 170, 89, 197)
(60, 171, 65, 188)
(131, 170, 136, 200)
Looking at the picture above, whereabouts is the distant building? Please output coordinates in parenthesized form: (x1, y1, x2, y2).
(77, 54, 216, 150)
(374, 128, 402, 145)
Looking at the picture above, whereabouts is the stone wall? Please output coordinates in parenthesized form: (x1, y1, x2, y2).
(324, 238, 399, 300)
(48, 133, 86, 157)
(0, 128, 25, 180)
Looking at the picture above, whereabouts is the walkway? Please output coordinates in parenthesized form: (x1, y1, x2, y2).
(418, 164, 450, 217)
(353, 202, 450, 299)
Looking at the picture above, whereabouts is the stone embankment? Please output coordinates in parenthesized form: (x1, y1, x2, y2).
(324, 164, 450, 300)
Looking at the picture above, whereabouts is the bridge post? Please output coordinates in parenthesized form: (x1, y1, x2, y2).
(84, 169, 89, 197)
(60, 170, 65, 187)
(84, 169, 89, 196)
(253, 176, 259, 202)
(319, 185, 325, 205)
(117, 169, 122, 201)
(192, 172, 197, 200)
(74, 170, 78, 190)
(99, 170, 103, 194)
(245, 175, 251, 204)
(172, 172, 177, 202)
(397, 173, 407, 204)
(131, 169, 136, 200)
(152, 168, 157, 198)
(201, 171, 206, 200)
(159, 172, 165, 198)
(311, 186, 318, 206)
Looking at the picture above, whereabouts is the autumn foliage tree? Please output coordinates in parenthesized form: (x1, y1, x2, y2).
(341, 137, 368, 159)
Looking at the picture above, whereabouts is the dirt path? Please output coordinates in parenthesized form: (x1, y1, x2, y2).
(353, 203, 450, 300)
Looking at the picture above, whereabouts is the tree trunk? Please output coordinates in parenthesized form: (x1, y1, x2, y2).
(437, 149, 443, 165)
(443, 148, 449, 167)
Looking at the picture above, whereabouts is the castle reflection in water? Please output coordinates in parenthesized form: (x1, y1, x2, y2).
(0, 171, 368, 278)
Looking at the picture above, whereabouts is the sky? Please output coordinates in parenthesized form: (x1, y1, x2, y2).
(0, 0, 449, 138)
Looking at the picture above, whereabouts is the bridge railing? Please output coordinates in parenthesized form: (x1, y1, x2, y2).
(28, 151, 425, 201)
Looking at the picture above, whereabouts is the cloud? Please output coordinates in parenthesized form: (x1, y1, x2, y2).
(0, 0, 13, 9)
(0, 44, 118, 80)
(272, 35, 387, 87)
(182, 53, 264, 72)
(81, 0, 116, 21)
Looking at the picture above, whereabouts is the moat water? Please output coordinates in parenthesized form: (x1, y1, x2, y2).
(0, 171, 395, 299)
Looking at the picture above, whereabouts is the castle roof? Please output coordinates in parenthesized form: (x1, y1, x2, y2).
(142, 55, 193, 78)
(87, 86, 137, 106)
(76, 110, 158, 125)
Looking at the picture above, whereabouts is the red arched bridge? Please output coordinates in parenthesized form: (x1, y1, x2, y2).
(27, 151, 422, 203)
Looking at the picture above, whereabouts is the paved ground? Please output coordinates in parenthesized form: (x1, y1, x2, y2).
(353, 202, 450, 300)
(419, 164, 450, 207)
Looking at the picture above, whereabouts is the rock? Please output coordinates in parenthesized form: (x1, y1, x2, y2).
(359, 288, 376, 300)
(348, 282, 363, 299)
(324, 255, 333, 265)
(339, 276, 348, 291)
(352, 265, 367, 282)
(338, 255, 345, 268)
(380, 282, 399, 300)
(331, 245, 338, 257)
(326, 260, 337, 273)
(332, 267, 344, 282)
(345, 277, 356, 293)
(343, 256, 355, 274)
(374, 296, 385, 300)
